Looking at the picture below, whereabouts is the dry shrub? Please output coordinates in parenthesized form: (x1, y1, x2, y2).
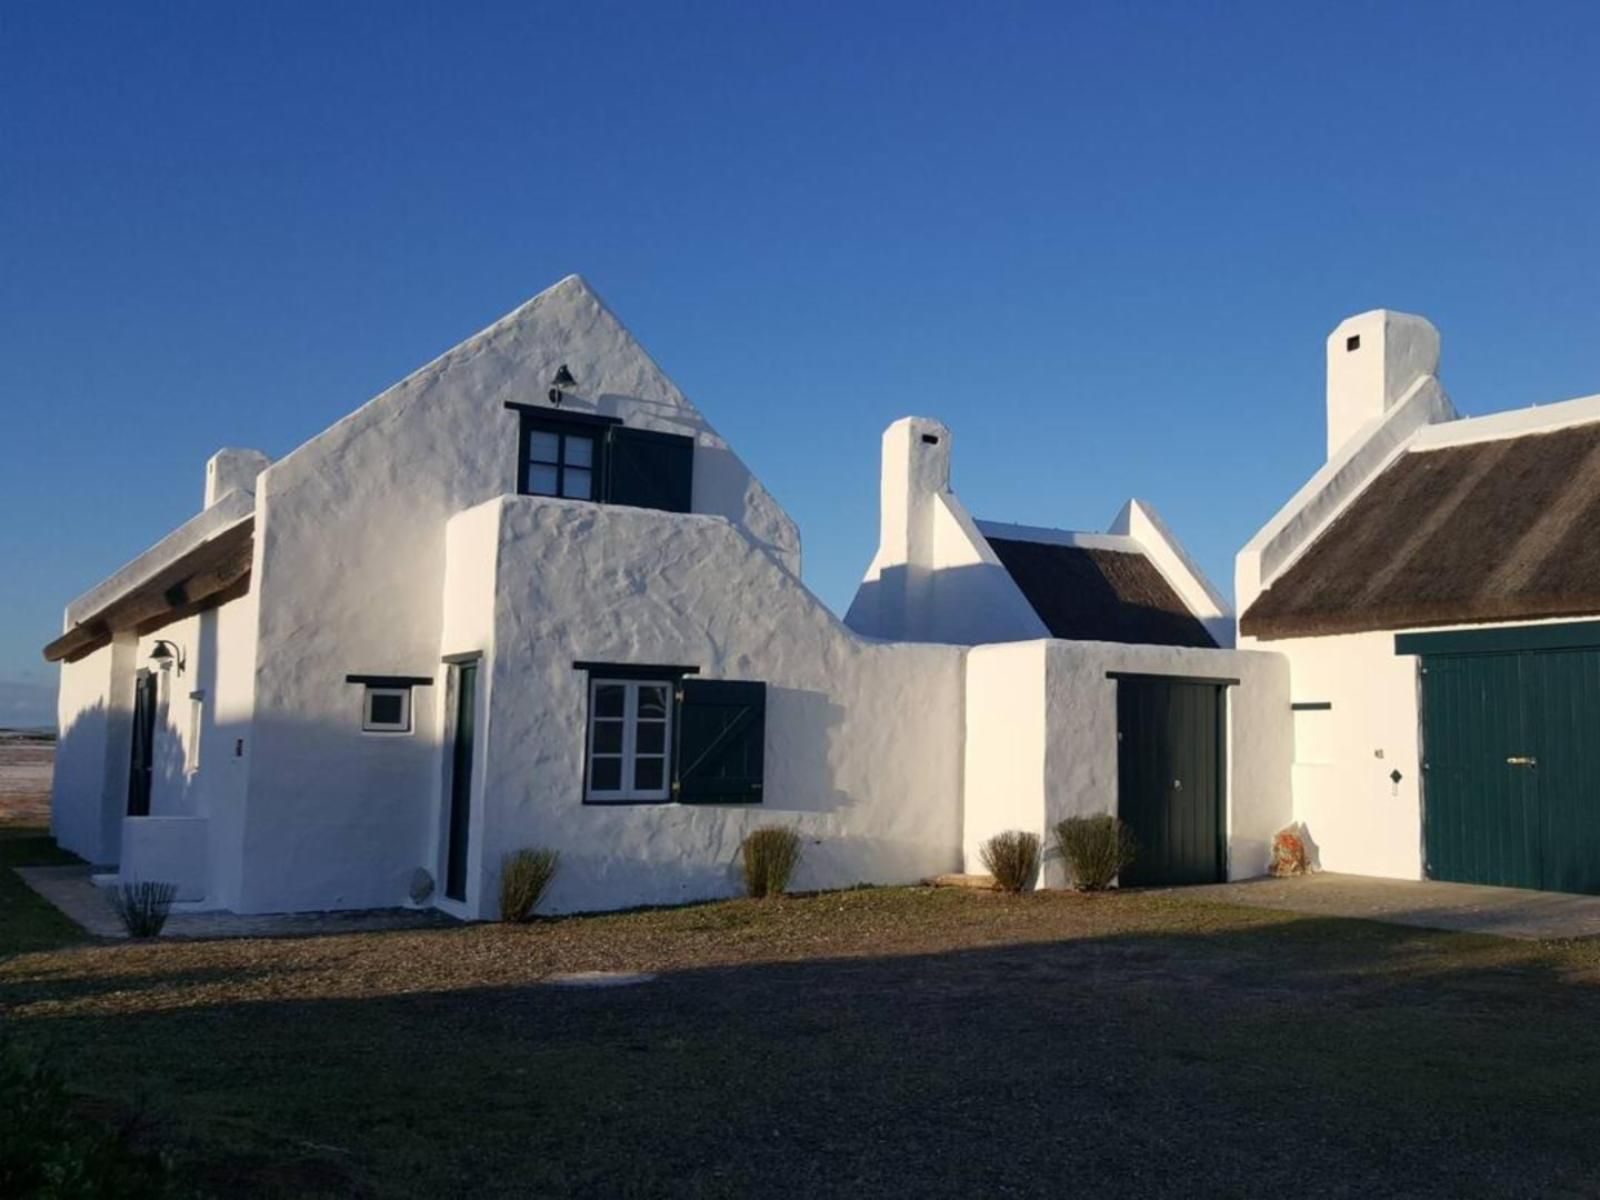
(1054, 815, 1137, 891)
(742, 826, 803, 898)
(111, 882, 178, 938)
(980, 830, 1041, 893)
(499, 848, 560, 922)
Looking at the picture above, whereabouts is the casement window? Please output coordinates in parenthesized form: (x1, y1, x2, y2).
(577, 663, 766, 805)
(586, 679, 674, 801)
(363, 687, 412, 733)
(347, 674, 432, 735)
(510, 406, 695, 514)
(525, 425, 599, 500)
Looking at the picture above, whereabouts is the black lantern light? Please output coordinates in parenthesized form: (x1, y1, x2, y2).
(549, 364, 576, 407)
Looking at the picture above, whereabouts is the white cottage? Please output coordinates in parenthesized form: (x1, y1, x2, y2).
(1239, 309, 1600, 894)
(48, 276, 1289, 918)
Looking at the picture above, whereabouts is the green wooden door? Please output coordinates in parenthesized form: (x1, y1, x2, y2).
(1115, 677, 1225, 887)
(1420, 653, 1539, 888)
(1421, 647, 1600, 893)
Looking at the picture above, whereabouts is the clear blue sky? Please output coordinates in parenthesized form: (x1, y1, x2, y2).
(3, 1, 1598, 727)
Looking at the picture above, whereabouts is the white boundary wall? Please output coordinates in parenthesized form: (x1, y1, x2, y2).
(965, 639, 1291, 888)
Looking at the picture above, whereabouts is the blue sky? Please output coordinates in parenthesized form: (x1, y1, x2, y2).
(2, 1, 1597, 727)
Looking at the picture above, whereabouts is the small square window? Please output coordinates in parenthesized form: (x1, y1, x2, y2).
(363, 687, 412, 733)
(1346, 334, 1361, 351)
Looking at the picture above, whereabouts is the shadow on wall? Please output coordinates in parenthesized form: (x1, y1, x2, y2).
(50, 698, 112, 861)
(850, 560, 1043, 645)
(52, 674, 908, 915)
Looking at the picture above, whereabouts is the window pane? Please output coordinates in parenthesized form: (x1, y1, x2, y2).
(637, 685, 668, 719)
(562, 468, 593, 500)
(527, 464, 559, 496)
(566, 436, 594, 468)
(634, 758, 664, 791)
(592, 720, 624, 755)
(368, 692, 405, 726)
(590, 757, 622, 791)
(593, 685, 625, 718)
(636, 722, 665, 755)
(529, 431, 561, 464)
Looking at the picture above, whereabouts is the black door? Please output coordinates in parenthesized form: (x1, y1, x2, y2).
(1115, 675, 1226, 886)
(445, 661, 477, 903)
(127, 670, 158, 816)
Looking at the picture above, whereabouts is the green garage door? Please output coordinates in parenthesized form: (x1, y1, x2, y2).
(1419, 646, 1600, 894)
(1113, 674, 1229, 887)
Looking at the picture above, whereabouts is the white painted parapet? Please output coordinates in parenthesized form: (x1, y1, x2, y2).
(205, 448, 271, 508)
(1108, 498, 1233, 647)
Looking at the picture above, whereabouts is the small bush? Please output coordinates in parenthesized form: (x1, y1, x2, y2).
(742, 826, 803, 899)
(980, 830, 1041, 893)
(1054, 815, 1138, 891)
(500, 848, 560, 922)
(0, 1037, 171, 1197)
(111, 882, 178, 938)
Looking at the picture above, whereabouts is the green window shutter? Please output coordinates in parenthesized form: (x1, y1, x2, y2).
(604, 427, 694, 513)
(674, 679, 765, 803)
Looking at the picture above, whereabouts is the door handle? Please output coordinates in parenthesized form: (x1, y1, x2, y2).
(1506, 756, 1537, 767)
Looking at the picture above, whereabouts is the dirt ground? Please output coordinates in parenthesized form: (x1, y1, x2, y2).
(0, 737, 52, 824)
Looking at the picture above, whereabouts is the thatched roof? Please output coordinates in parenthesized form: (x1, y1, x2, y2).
(984, 537, 1217, 647)
(1241, 421, 1600, 640)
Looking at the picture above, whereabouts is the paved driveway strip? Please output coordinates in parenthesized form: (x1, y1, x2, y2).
(1183, 872, 1600, 940)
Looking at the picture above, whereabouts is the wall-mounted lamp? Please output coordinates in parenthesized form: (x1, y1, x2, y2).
(149, 639, 186, 675)
(548, 364, 576, 408)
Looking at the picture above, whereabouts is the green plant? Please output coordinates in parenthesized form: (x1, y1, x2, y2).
(0, 1037, 171, 1198)
(979, 830, 1041, 892)
(741, 826, 803, 899)
(110, 882, 178, 938)
(1054, 815, 1138, 891)
(500, 848, 561, 922)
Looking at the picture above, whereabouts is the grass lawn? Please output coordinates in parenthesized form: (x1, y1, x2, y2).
(0, 823, 88, 955)
(5, 845, 1600, 1198)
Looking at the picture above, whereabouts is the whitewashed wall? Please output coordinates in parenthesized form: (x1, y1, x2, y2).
(51, 636, 135, 865)
(1252, 630, 1424, 879)
(963, 638, 1292, 887)
(457, 495, 967, 918)
(233, 277, 803, 913)
(962, 641, 1050, 881)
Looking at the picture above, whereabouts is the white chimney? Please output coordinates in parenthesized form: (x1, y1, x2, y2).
(878, 416, 952, 569)
(1325, 310, 1440, 460)
(205, 448, 271, 507)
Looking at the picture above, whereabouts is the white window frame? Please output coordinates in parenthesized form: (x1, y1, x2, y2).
(585, 678, 673, 803)
(186, 689, 205, 774)
(363, 686, 413, 734)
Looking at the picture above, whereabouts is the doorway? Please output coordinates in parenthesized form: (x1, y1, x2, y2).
(444, 659, 478, 903)
(1113, 673, 1228, 887)
(127, 669, 158, 817)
